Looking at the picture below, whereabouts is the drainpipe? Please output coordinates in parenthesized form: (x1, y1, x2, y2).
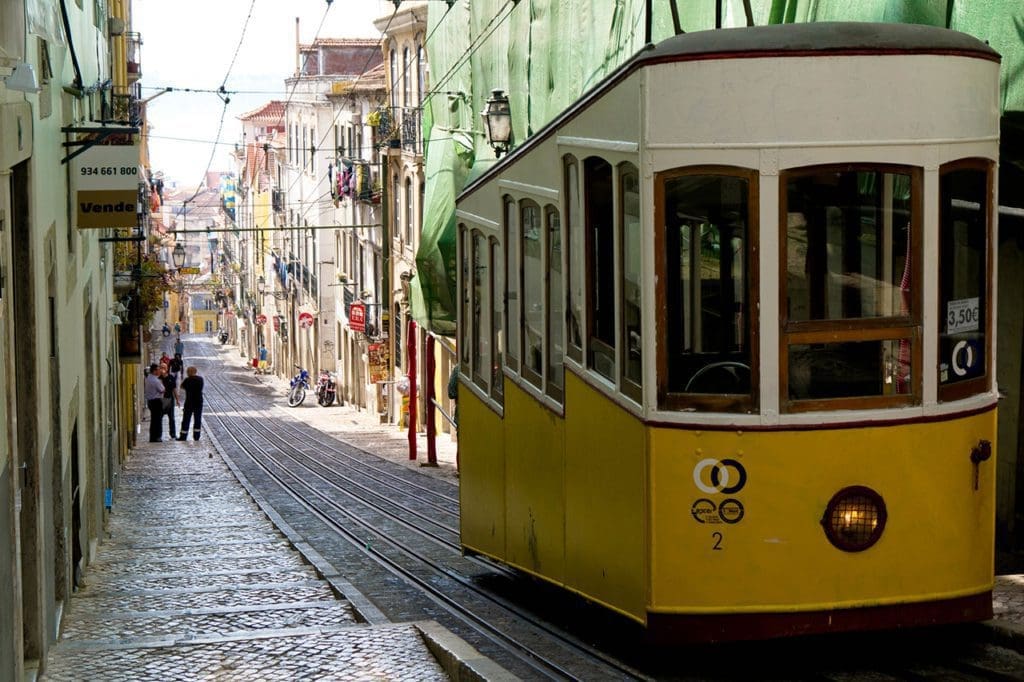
(407, 318, 418, 460)
(425, 334, 437, 466)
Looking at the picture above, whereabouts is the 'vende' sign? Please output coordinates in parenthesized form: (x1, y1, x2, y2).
(72, 144, 141, 228)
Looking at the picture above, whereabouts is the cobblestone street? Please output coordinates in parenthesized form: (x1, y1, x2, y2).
(41, 437, 449, 681)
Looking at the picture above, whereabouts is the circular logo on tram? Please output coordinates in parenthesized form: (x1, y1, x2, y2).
(693, 458, 747, 495)
(718, 498, 745, 524)
(690, 498, 718, 523)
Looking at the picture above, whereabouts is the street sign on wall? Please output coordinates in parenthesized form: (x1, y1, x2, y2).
(349, 302, 366, 333)
(255, 314, 268, 326)
(71, 144, 141, 229)
(298, 312, 314, 329)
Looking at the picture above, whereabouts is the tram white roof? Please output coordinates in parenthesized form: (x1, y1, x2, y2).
(644, 21, 999, 63)
(459, 22, 999, 202)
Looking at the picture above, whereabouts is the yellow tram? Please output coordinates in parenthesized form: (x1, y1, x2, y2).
(454, 22, 1000, 642)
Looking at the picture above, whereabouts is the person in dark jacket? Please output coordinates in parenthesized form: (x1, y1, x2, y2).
(161, 363, 179, 436)
(178, 366, 205, 441)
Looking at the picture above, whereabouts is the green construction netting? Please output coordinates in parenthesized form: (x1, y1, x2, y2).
(413, 0, 1024, 334)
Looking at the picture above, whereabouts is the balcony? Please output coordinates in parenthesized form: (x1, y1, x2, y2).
(126, 32, 142, 81)
(400, 107, 421, 155)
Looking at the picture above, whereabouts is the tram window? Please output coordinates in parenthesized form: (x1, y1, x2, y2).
(459, 226, 471, 369)
(585, 157, 615, 380)
(564, 156, 584, 362)
(938, 161, 991, 401)
(522, 200, 544, 388)
(658, 169, 754, 412)
(781, 165, 921, 409)
(620, 163, 642, 402)
(788, 339, 911, 401)
(472, 231, 491, 391)
(490, 237, 504, 403)
(547, 206, 564, 402)
(504, 197, 520, 372)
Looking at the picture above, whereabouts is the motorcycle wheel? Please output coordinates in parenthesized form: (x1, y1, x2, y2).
(320, 391, 334, 407)
(288, 384, 306, 407)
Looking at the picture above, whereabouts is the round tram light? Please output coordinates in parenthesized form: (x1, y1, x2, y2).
(821, 486, 887, 552)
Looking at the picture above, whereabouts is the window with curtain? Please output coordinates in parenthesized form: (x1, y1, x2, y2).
(781, 165, 921, 410)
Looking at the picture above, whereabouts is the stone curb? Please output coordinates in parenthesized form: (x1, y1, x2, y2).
(979, 619, 1024, 655)
(416, 621, 520, 682)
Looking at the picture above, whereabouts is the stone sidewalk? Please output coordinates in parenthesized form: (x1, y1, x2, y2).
(40, 438, 463, 680)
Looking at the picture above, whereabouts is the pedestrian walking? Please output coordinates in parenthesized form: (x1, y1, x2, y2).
(174, 335, 184, 358)
(161, 323, 171, 337)
(178, 366, 205, 441)
(145, 364, 166, 442)
(169, 353, 184, 381)
(160, 364, 180, 437)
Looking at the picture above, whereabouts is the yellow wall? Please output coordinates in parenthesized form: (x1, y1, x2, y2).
(564, 373, 647, 620)
(191, 311, 218, 334)
(460, 372, 648, 622)
(458, 383, 505, 558)
(648, 409, 996, 613)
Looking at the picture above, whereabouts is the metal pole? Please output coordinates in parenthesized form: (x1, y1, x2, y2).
(425, 334, 437, 466)
(407, 318, 417, 461)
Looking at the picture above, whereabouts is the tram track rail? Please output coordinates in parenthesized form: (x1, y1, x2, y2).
(198, 350, 649, 680)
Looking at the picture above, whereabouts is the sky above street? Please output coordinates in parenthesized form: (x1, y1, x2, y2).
(134, 0, 392, 195)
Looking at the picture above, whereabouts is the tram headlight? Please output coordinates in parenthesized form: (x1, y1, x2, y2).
(821, 486, 887, 552)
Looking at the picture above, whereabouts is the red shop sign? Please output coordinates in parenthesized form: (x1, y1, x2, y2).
(349, 301, 366, 333)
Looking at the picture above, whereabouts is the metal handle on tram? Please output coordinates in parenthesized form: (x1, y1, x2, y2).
(971, 439, 992, 491)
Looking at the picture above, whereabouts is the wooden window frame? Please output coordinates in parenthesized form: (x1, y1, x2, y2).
(564, 155, 584, 363)
(545, 204, 564, 403)
(520, 199, 544, 389)
(619, 162, 642, 404)
(584, 156, 616, 381)
(937, 158, 994, 403)
(490, 236, 505, 404)
(458, 225, 471, 369)
(655, 166, 760, 413)
(503, 196, 520, 372)
(471, 230, 490, 391)
(779, 163, 923, 413)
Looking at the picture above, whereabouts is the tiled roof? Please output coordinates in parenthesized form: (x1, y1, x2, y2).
(238, 100, 285, 123)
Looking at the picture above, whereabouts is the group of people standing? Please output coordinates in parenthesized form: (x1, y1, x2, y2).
(145, 336, 204, 443)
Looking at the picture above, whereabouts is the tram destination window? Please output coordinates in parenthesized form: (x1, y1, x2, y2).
(781, 166, 922, 410)
(656, 168, 756, 412)
(938, 160, 992, 401)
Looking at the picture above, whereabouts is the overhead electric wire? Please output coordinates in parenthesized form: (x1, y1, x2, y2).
(177, 0, 260, 211)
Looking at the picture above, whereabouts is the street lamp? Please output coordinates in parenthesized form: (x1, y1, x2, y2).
(172, 242, 186, 269)
(481, 89, 512, 158)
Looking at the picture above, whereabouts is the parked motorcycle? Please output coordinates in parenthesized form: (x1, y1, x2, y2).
(288, 367, 311, 407)
(314, 369, 337, 407)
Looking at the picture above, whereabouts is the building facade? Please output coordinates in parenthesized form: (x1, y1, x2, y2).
(1, 0, 139, 677)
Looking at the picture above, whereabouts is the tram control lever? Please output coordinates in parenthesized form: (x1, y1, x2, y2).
(970, 439, 992, 491)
